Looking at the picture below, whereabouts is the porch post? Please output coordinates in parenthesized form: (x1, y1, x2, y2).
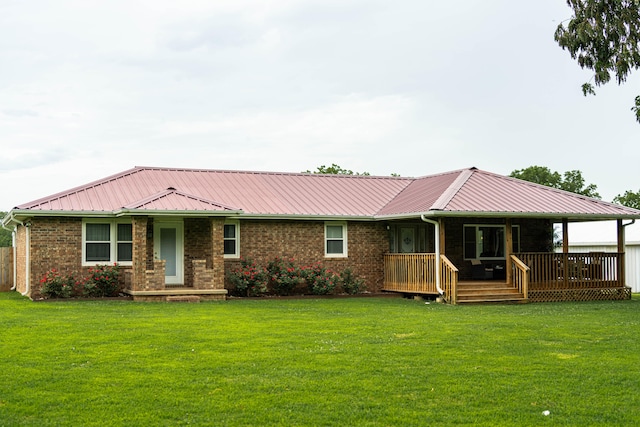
(438, 218, 445, 255)
(505, 219, 513, 284)
(210, 218, 225, 290)
(562, 218, 569, 288)
(131, 216, 148, 291)
(617, 219, 625, 287)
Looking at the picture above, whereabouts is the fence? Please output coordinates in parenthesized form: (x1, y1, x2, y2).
(0, 247, 13, 291)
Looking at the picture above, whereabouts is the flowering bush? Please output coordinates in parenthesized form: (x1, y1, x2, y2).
(301, 263, 339, 295)
(39, 264, 121, 299)
(228, 259, 269, 296)
(229, 258, 366, 297)
(83, 264, 121, 297)
(40, 269, 75, 298)
(267, 257, 305, 295)
(339, 268, 365, 294)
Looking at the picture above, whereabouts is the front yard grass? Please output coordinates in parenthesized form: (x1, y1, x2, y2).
(1, 292, 639, 426)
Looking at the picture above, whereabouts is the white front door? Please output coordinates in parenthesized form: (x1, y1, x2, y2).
(154, 221, 184, 285)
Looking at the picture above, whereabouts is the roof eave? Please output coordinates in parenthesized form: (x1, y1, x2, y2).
(232, 213, 377, 221)
(417, 210, 640, 221)
(2, 208, 375, 222)
(114, 209, 244, 217)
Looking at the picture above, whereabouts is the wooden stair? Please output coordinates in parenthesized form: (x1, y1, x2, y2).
(456, 281, 526, 304)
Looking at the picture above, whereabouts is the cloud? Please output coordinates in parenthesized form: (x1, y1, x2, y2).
(2, 109, 39, 117)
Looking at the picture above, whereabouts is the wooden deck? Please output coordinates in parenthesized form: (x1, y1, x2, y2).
(383, 252, 630, 304)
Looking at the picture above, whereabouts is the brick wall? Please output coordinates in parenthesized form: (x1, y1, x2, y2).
(224, 220, 388, 292)
(28, 218, 82, 299)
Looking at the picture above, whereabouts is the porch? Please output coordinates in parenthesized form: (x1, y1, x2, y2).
(124, 259, 228, 302)
(123, 215, 230, 302)
(382, 252, 631, 304)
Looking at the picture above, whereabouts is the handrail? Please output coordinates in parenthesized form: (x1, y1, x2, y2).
(510, 255, 530, 300)
(514, 252, 621, 290)
(383, 253, 437, 294)
(440, 255, 459, 304)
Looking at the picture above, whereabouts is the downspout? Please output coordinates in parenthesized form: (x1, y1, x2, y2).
(11, 227, 17, 290)
(22, 221, 31, 297)
(420, 215, 443, 295)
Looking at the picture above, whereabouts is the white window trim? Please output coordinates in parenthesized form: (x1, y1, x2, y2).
(82, 219, 133, 266)
(223, 220, 240, 259)
(325, 221, 348, 258)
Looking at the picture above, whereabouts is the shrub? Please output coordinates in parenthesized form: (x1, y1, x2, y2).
(228, 259, 269, 297)
(301, 263, 338, 295)
(84, 264, 122, 297)
(339, 268, 365, 294)
(267, 257, 305, 295)
(40, 269, 75, 299)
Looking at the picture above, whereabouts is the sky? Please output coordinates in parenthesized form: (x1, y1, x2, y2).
(1, 0, 639, 241)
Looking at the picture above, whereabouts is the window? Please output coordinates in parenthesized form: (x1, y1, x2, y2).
(463, 224, 520, 260)
(116, 223, 133, 262)
(224, 221, 239, 258)
(325, 222, 347, 257)
(83, 220, 133, 265)
(86, 223, 111, 262)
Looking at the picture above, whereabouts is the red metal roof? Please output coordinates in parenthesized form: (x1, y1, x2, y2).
(11, 166, 640, 220)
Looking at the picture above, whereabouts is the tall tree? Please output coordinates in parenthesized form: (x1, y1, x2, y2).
(554, 0, 640, 123)
(0, 212, 12, 247)
(510, 166, 601, 198)
(613, 189, 640, 209)
(304, 164, 370, 176)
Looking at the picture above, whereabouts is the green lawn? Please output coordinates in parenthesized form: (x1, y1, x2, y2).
(1, 292, 639, 426)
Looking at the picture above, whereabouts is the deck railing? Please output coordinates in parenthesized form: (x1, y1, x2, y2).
(382, 254, 459, 302)
(383, 253, 437, 294)
(514, 252, 621, 289)
(440, 255, 459, 304)
(510, 255, 530, 299)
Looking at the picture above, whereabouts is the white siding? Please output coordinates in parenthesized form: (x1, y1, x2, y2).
(558, 242, 640, 293)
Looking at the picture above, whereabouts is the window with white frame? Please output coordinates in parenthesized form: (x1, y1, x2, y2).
(463, 224, 520, 260)
(223, 221, 240, 258)
(325, 222, 347, 257)
(83, 220, 133, 265)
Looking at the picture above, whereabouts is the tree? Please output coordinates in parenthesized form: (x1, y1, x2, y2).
(554, 0, 640, 123)
(509, 166, 601, 198)
(0, 212, 12, 247)
(303, 164, 370, 176)
(613, 189, 640, 209)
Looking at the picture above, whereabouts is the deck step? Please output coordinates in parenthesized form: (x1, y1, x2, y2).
(456, 281, 527, 304)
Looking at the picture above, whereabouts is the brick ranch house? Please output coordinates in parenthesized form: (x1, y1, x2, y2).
(2, 166, 639, 303)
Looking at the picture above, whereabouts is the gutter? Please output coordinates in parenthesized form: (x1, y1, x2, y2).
(420, 214, 444, 295)
(414, 210, 640, 221)
(11, 226, 16, 291)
